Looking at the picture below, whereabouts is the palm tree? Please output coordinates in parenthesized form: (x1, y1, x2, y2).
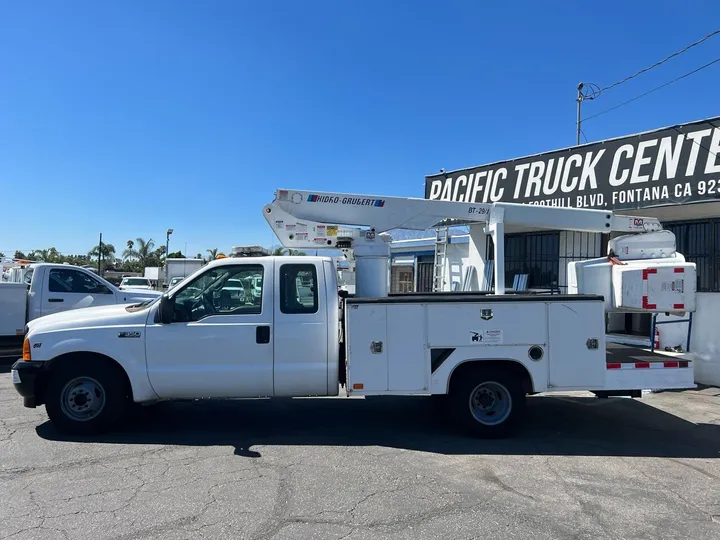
(88, 243, 116, 263)
(123, 237, 156, 268)
(206, 248, 219, 261)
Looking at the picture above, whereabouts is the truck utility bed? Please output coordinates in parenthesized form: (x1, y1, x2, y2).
(342, 293, 695, 396)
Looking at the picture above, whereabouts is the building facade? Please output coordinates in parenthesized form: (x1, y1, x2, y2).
(417, 115, 720, 386)
(389, 233, 470, 293)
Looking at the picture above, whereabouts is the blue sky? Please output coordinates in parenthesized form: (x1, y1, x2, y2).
(1, 0, 718, 258)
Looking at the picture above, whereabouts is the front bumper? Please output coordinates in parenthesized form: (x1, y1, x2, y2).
(10, 360, 45, 408)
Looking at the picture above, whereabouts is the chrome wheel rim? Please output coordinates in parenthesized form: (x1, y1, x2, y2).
(60, 376, 106, 422)
(468, 381, 512, 426)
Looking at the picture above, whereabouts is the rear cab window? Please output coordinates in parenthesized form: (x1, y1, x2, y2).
(280, 264, 318, 314)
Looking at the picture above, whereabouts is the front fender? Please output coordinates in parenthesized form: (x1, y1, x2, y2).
(30, 328, 158, 402)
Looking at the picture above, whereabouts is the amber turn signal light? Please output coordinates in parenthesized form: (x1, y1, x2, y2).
(22, 338, 31, 361)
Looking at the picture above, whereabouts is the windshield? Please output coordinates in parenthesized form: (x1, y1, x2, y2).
(122, 278, 150, 286)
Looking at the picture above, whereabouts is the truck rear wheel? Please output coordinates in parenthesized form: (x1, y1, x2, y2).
(450, 367, 526, 438)
(45, 359, 129, 435)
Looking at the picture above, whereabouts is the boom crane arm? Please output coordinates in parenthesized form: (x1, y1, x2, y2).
(262, 188, 663, 295)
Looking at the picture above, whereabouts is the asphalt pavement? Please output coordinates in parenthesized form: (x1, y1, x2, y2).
(1, 369, 719, 540)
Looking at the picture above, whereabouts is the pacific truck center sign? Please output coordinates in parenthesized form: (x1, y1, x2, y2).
(425, 116, 720, 210)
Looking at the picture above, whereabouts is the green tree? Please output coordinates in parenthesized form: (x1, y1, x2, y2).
(167, 251, 185, 258)
(46, 247, 62, 263)
(14, 250, 26, 259)
(206, 248, 219, 261)
(65, 254, 90, 266)
(88, 243, 116, 268)
(27, 249, 47, 261)
(122, 237, 156, 268)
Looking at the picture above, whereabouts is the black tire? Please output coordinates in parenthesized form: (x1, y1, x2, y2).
(45, 358, 129, 435)
(450, 367, 526, 439)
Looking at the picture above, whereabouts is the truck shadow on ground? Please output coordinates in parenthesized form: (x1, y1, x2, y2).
(36, 394, 720, 459)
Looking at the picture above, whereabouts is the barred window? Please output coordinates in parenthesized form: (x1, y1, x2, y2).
(487, 232, 559, 289)
(664, 220, 718, 292)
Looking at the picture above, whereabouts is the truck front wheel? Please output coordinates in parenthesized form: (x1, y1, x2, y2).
(450, 367, 526, 438)
(45, 359, 129, 435)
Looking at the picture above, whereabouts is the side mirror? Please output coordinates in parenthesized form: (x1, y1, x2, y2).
(159, 294, 175, 324)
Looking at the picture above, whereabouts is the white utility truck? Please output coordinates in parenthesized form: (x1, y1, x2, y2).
(0, 263, 162, 340)
(10, 189, 696, 438)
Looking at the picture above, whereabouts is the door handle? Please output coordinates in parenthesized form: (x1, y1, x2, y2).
(256, 325, 270, 344)
(48, 298, 64, 303)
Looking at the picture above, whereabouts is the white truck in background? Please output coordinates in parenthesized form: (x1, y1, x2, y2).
(9, 189, 696, 438)
(143, 267, 164, 289)
(0, 263, 162, 341)
(165, 258, 204, 288)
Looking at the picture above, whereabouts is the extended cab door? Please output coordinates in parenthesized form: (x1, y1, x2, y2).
(144, 260, 274, 399)
(39, 267, 117, 317)
(272, 260, 329, 396)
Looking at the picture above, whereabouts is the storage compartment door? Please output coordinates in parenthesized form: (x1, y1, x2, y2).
(387, 304, 427, 392)
(346, 304, 388, 392)
(548, 302, 606, 388)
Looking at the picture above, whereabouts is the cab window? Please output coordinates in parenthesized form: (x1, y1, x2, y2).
(280, 264, 318, 314)
(172, 265, 264, 322)
(49, 268, 112, 294)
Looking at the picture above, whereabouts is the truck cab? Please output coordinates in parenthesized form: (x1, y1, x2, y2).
(147, 256, 339, 399)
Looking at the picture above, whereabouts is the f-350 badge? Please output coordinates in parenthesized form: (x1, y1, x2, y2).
(118, 331, 141, 339)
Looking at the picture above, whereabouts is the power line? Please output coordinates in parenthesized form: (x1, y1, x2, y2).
(583, 56, 720, 122)
(586, 28, 720, 98)
(671, 119, 719, 162)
